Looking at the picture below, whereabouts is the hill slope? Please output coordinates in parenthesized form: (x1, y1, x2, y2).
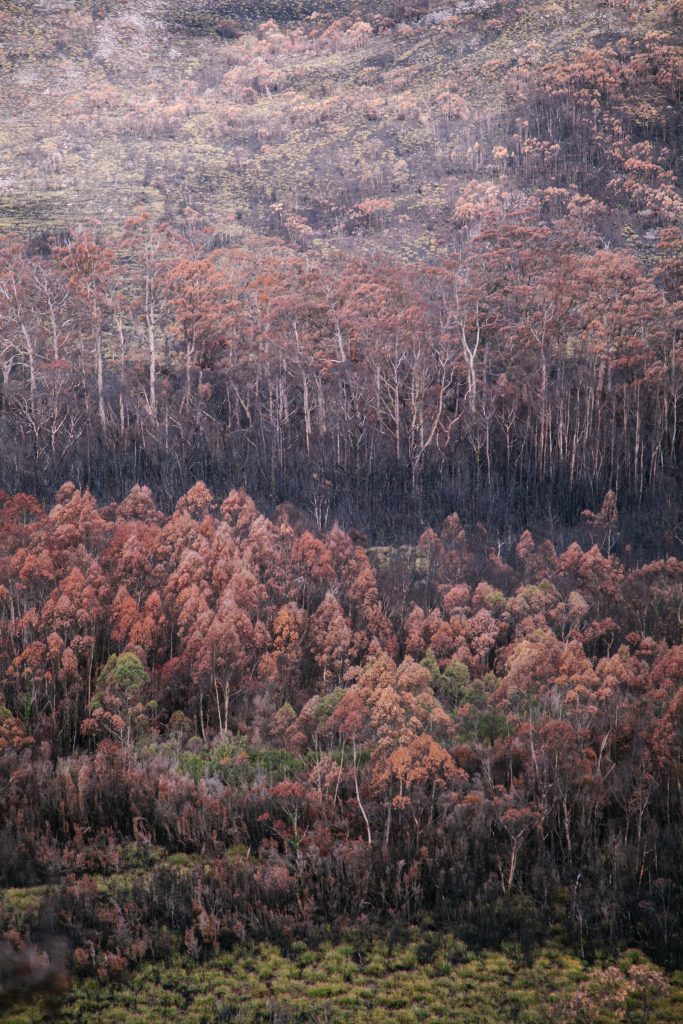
(1, 0, 680, 260)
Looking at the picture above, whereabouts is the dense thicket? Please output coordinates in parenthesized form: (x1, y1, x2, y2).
(1, 484, 681, 997)
(0, 211, 681, 552)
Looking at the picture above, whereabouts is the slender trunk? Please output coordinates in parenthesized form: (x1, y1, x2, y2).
(353, 737, 372, 845)
(21, 325, 37, 412)
(302, 372, 311, 456)
(333, 738, 346, 807)
(383, 797, 392, 852)
(116, 315, 126, 437)
(147, 295, 157, 416)
(94, 329, 105, 431)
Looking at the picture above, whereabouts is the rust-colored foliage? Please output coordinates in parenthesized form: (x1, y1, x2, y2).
(0, 485, 682, 982)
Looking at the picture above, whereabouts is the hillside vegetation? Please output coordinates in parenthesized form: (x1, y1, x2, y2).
(1, 484, 682, 1017)
(1, 0, 680, 253)
(0, 0, 682, 547)
(1, 1, 682, 1020)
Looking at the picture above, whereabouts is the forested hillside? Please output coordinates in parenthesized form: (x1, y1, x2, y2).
(0, 0, 681, 547)
(0, 0, 682, 1020)
(1, 485, 682, 1015)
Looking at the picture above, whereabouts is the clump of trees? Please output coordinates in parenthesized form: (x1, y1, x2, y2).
(0, 484, 681, 986)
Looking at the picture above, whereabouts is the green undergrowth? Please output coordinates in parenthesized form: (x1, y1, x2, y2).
(0, 847, 199, 932)
(7, 935, 683, 1024)
(178, 736, 315, 787)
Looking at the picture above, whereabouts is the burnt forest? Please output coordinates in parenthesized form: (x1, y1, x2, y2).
(0, 1, 682, 1021)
